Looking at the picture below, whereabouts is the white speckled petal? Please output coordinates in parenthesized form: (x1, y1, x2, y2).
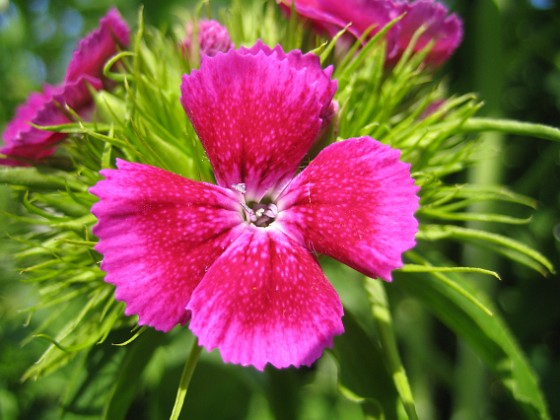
(187, 227, 344, 370)
(277, 137, 419, 281)
(90, 159, 243, 331)
(180, 41, 336, 200)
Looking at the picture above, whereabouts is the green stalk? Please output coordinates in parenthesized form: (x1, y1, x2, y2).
(455, 1, 507, 417)
(398, 300, 436, 420)
(366, 278, 418, 420)
(169, 338, 202, 420)
(462, 117, 560, 142)
(0, 167, 86, 191)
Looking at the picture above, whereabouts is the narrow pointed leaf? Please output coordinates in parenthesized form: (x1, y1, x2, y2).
(365, 278, 418, 420)
(103, 329, 165, 419)
(396, 268, 550, 419)
(333, 311, 402, 420)
(418, 225, 554, 275)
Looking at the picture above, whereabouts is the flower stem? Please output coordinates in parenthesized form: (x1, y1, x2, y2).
(462, 117, 560, 143)
(0, 167, 86, 191)
(366, 278, 419, 420)
(169, 338, 202, 420)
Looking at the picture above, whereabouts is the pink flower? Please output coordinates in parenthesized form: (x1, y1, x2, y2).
(0, 79, 101, 165)
(90, 42, 419, 370)
(65, 8, 130, 85)
(183, 19, 234, 58)
(278, 0, 462, 67)
(1, 8, 130, 166)
(280, 0, 400, 54)
(393, 0, 463, 67)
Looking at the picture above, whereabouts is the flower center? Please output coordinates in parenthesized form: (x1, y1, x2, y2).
(233, 183, 279, 227)
(244, 201, 278, 227)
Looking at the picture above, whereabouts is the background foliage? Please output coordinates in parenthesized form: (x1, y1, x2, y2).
(0, 0, 558, 419)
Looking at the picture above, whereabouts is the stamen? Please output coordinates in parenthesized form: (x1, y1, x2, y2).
(241, 201, 278, 227)
(232, 183, 247, 194)
(233, 185, 278, 227)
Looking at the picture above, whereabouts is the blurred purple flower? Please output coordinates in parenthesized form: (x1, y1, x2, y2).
(393, 0, 463, 67)
(1, 8, 130, 166)
(183, 19, 234, 58)
(278, 0, 462, 67)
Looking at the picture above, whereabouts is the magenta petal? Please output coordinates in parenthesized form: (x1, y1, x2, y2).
(90, 159, 243, 331)
(2, 8, 129, 166)
(65, 8, 130, 84)
(396, 0, 463, 67)
(1, 76, 102, 166)
(279, 0, 400, 56)
(1, 88, 61, 165)
(238, 41, 336, 121)
(278, 0, 354, 39)
(278, 137, 419, 281)
(279, 1, 462, 66)
(187, 228, 344, 370)
(181, 41, 337, 200)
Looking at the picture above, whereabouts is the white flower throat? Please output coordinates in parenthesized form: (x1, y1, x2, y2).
(234, 183, 279, 227)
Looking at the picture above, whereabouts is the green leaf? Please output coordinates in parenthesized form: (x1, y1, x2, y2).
(60, 328, 163, 419)
(0, 167, 87, 191)
(462, 117, 560, 143)
(418, 225, 555, 275)
(420, 208, 532, 225)
(400, 263, 501, 280)
(365, 279, 418, 420)
(424, 184, 537, 209)
(140, 334, 255, 420)
(60, 329, 129, 416)
(333, 311, 403, 420)
(103, 329, 165, 419)
(396, 269, 550, 419)
(265, 367, 306, 420)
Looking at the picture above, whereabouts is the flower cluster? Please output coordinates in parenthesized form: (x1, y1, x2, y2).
(0, 1, 462, 371)
(0, 1, 470, 371)
(0, 1, 426, 372)
(0, 8, 129, 166)
(278, 0, 462, 66)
